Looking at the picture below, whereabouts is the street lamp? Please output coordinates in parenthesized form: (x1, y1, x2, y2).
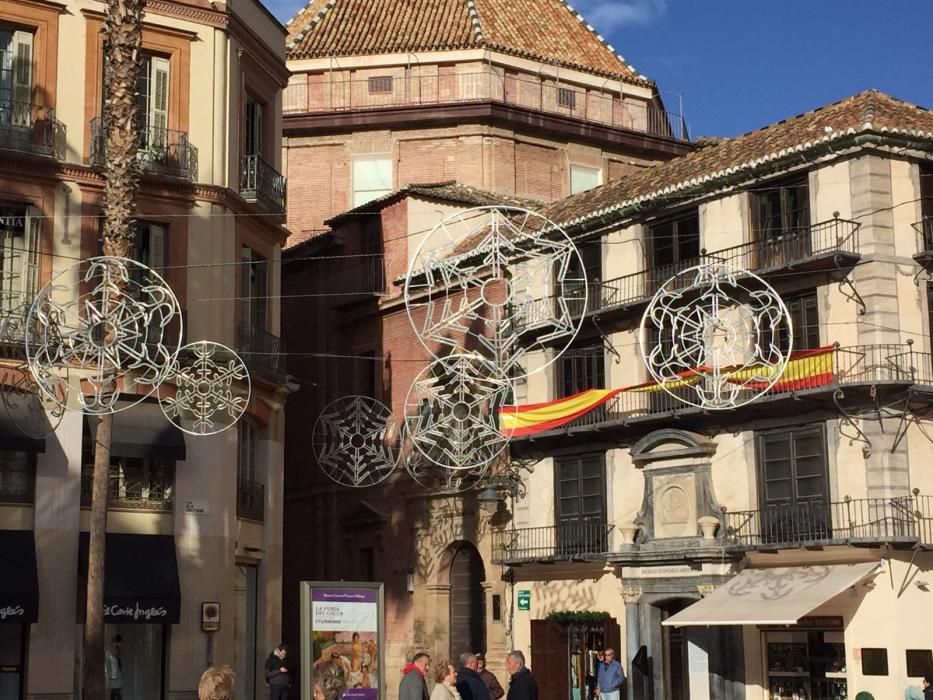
(478, 486, 504, 513)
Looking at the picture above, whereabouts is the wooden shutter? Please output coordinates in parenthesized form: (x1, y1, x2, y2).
(530, 619, 568, 700)
(22, 206, 40, 301)
(148, 223, 166, 276)
(148, 56, 170, 146)
(240, 246, 252, 327)
(12, 32, 33, 125)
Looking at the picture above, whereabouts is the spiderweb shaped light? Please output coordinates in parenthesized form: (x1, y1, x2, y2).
(404, 353, 512, 471)
(160, 341, 250, 436)
(25, 256, 182, 414)
(404, 206, 587, 380)
(639, 263, 793, 410)
(313, 395, 400, 488)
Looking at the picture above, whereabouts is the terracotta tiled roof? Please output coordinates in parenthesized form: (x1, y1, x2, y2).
(325, 181, 539, 226)
(286, 0, 645, 81)
(544, 90, 933, 230)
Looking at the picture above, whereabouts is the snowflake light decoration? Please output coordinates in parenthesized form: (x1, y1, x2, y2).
(160, 341, 250, 436)
(405, 449, 488, 494)
(404, 353, 512, 471)
(639, 263, 792, 410)
(404, 206, 586, 380)
(313, 396, 399, 488)
(25, 257, 182, 414)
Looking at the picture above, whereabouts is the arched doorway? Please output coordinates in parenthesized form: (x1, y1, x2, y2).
(448, 542, 486, 659)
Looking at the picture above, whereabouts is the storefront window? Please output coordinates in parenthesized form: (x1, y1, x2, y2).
(0, 624, 25, 700)
(764, 627, 846, 699)
(103, 624, 166, 700)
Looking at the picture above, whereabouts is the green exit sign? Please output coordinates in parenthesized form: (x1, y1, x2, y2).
(517, 589, 531, 611)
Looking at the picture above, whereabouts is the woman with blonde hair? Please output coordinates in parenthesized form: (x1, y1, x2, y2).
(430, 660, 462, 700)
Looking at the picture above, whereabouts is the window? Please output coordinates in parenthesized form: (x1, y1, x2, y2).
(755, 178, 810, 240)
(557, 87, 576, 110)
(648, 210, 700, 274)
(757, 425, 829, 543)
(81, 457, 175, 511)
(570, 165, 601, 195)
(921, 164, 933, 249)
(783, 291, 820, 351)
(555, 453, 607, 555)
(565, 240, 601, 316)
(352, 155, 393, 207)
(557, 344, 605, 398)
(368, 76, 392, 94)
(0, 29, 34, 126)
(861, 648, 889, 676)
(133, 222, 167, 276)
(240, 247, 268, 331)
(0, 450, 34, 504)
(237, 422, 263, 521)
(0, 204, 39, 313)
(136, 53, 170, 153)
(244, 96, 263, 158)
(238, 421, 256, 486)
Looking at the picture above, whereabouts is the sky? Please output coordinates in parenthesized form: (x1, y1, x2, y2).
(267, 0, 933, 138)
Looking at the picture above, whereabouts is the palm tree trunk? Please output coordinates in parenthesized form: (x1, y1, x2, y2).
(83, 0, 144, 696)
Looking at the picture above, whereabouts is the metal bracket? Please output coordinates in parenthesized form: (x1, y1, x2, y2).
(592, 316, 621, 365)
(912, 266, 931, 287)
(837, 274, 867, 316)
(834, 388, 872, 457)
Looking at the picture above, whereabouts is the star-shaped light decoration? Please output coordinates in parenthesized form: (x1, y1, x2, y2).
(313, 396, 399, 488)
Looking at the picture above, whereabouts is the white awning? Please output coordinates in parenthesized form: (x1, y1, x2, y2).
(662, 562, 879, 627)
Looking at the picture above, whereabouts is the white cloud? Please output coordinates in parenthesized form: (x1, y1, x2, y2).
(572, 0, 668, 30)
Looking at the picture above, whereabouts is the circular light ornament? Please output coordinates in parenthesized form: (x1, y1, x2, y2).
(160, 341, 250, 436)
(639, 263, 792, 410)
(25, 256, 183, 414)
(405, 449, 489, 495)
(404, 353, 512, 471)
(313, 395, 399, 488)
(404, 206, 587, 380)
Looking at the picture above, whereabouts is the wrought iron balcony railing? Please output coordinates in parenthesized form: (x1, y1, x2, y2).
(89, 117, 198, 180)
(517, 343, 933, 437)
(240, 154, 286, 213)
(515, 217, 860, 330)
(80, 465, 174, 512)
(285, 70, 689, 140)
(0, 99, 65, 158)
(491, 520, 613, 564)
(237, 324, 286, 378)
(723, 493, 933, 549)
(236, 478, 265, 522)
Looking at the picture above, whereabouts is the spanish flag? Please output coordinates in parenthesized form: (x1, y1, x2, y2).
(499, 346, 836, 437)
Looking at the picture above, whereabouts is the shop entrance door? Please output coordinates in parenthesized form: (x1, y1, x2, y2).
(449, 544, 485, 658)
(0, 625, 25, 700)
(658, 601, 691, 700)
(103, 624, 166, 700)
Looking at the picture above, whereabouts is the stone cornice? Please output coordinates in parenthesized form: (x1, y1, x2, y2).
(6, 0, 68, 14)
(80, 7, 201, 39)
(145, 0, 229, 29)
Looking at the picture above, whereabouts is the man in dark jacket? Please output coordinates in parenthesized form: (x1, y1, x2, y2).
(923, 673, 933, 700)
(505, 651, 538, 700)
(476, 653, 504, 700)
(456, 653, 491, 700)
(399, 652, 431, 700)
(265, 644, 294, 700)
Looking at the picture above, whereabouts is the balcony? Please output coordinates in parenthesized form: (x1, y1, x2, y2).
(515, 217, 861, 334)
(236, 479, 264, 522)
(913, 216, 933, 268)
(491, 520, 613, 564)
(285, 70, 688, 141)
(240, 154, 286, 213)
(80, 465, 174, 512)
(237, 324, 286, 378)
(723, 493, 933, 550)
(0, 99, 65, 158)
(89, 117, 197, 180)
(0, 475, 33, 505)
(511, 344, 933, 449)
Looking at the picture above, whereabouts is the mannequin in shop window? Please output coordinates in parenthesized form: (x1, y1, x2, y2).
(105, 634, 124, 700)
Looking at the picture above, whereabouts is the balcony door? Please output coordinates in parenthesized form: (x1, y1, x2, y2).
(555, 454, 607, 556)
(0, 205, 39, 314)
(564, 241, 601, 317)
(647, 211, 699, 295)
(754, 179, 811, 269)
(0, 29, 33, 130)
(757, 425, 830, 542)
(136, 53, 170, 159)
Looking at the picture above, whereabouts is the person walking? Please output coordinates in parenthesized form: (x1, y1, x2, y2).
(475, 654, 503, 700)
(265, 644, 294, 700)
(400, 652, 432, 700)
(431, 660, 463, 700)
(105, 635, 124, 700)
(596, 648, 624, 700)
(505, 651, 538, 700)
(456, 653, 491, 700)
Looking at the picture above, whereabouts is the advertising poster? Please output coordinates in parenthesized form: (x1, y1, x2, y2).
(301, 583, 384, 700)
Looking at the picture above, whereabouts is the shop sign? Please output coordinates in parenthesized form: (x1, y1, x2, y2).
(0, 605, 26, 621)
(635, 565, 698, 578)
(104, 603, 169, 622)
(758, 616, 843, 630)
(301, 582, 384, 700)
(184, 500, 210, 515)
(517, 590, 531, 611)
(202, 602, 221, 631)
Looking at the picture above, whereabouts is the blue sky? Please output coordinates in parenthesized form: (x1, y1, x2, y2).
(269, 0, 932, 138)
